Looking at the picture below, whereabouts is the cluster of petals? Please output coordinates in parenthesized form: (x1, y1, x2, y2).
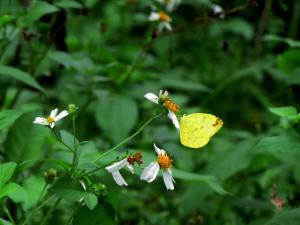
(144, 90, 180, 132)
(105, 158, 134, 186)
(33, 108, 69, 128)
(105, 144, 175, 190)
(140, 144, 175, 190)
(149, 11, 172, 32)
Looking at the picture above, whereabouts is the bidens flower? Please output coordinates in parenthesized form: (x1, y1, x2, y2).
(33, 108, 69, 128)
(211, 4, 225, 19)
(105, 158, 134, 186)
(149, 11, 172, 32)
(156, 0, 181, 12)
(144, 90, 180, 132)
(140, 144, 175, 190)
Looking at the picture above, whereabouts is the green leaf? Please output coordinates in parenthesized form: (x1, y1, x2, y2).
(95, 95, 138, 144)
(172, 169, 228, 195)
(0, 183, 19, 200)
(276, 49, 300, 75)
(205, 139, 257, 181)
(0, 162, 17, 188)
(253, 131, 300, 164)
(50, 177, 98, 209)
(269, 106, 298, 117)
(83, 193, 98, 210)
(6, 183, 27, 203)
(0, 218, 12, 225)
(263, 34, 300, 48)
(55, 0, 82, 9)
(266, 208, 300, 225)
(0, 65, 45, 92)
(60, 130, 78, 150)
(73, 204, 116, 225)
(18, 1, 59, 27)
(159, 78, 211, 92)
(0, 110, 23, 132)
(22, 176, 45, 209)
(4, 113, 48, 168)
(224, 18, 254, 40)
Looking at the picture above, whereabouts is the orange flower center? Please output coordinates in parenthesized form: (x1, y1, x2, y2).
(47, 116, 55, 124)
(164, 99, 180, 113)
(157, 153, 173, 169)
(159, 12, 170, 22)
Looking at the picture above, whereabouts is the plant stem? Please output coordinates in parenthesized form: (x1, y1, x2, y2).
(81, 163, 111, 177)
(71, 116, 78, 176)
(3, 202, 16, 225)
(40, 198, 62, 225)
(52, 128, 74, 153)
(64, 202, 82, 225)
(37, 183, 48, 203)
(22, 195, 56, 225)
(94, 113, 162, 163)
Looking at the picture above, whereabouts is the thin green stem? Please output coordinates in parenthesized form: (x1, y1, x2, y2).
(3, 202, 16, 225)
(52, 128, 74, 153)
(81, 163, 111, 177)
(37, 183, 48, 203)
(64, 202, 82, 225)
(94, 113, 162, 163)
(71, 116, 78, 176)
(40, 198, 62, 225)
(22, 195, 56, 225)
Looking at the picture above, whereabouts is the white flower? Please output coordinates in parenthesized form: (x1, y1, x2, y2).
(33, 108, 69, 128)
(149, 11, 172, 32)
(105, 158, 134, 186)
(140, 144, 175, 190)
(156, 0, 181, 12)
(211, 4, 225, 19)
(144, 90, 180, 132)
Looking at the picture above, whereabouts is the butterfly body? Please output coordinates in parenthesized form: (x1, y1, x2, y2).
(179, 113, 223, 148)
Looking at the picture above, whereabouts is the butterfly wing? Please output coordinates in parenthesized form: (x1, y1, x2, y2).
(179, 113, 223, 148)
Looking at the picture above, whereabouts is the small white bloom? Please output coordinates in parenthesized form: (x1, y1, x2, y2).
(157, 0, 181, 12)
(140, 144, 175, 190)
(33, 108, 69, 128)
(105, 158, 134, 186)
(149, 11, 172, 32)
(144, 90, 179, 132)
(168, 110, 180, 133)
(211, 4, 225, 19)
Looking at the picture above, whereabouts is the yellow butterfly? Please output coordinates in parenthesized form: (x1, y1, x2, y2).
(179, 113, 223, 148)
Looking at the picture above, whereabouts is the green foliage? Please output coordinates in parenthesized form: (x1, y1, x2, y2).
(0, 65, 45, 93)
(0, 0, 300, 224)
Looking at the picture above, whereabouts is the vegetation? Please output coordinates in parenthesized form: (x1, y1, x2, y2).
(0, 0, 300, 224)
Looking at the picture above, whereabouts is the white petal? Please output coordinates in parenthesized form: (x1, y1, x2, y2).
(163, 22, 172, 31)
(144, 93, 159, 104)
(50, 108, 58, 118)
(168, 110, 180, 133)
(140, 162, 160, 183)
(153, 143, 162, 155)
(211, 4, 225, 19)
(54, 110, 69, 122)
(49, 122, 55, 128)
(126, 161, 134, 174)
(162, 169, 175, 190)
(33, 117, 49, 126)
(149, 12, 160, 21)
(105, 159, 127, 173)
(111, 171, 128, 186)
(79, 180, 86, 191)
